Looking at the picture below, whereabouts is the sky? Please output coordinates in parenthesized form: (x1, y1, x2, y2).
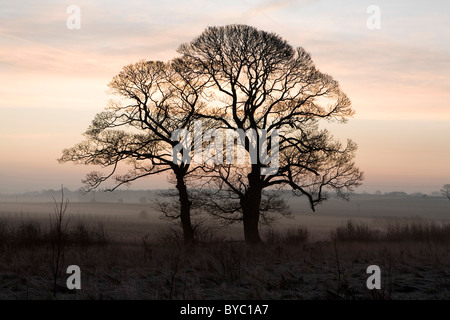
(0, 0, 449, 194)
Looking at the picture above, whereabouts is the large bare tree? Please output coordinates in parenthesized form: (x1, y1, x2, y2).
(59, 59, 206, 244)
(177, 25, 364, 244)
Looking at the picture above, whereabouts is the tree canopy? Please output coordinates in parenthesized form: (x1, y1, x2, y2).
(60, 24, 363, 245)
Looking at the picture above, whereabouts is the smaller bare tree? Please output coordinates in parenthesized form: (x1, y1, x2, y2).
(442, 184, 450, 200)
(49, 186, 71, 298)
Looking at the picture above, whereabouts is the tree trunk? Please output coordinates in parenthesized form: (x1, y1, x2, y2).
(241, 165, 263, 245)
(242, 200, 262, 244)
(176, 174, 195, 244)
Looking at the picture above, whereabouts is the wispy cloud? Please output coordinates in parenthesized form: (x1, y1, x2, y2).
(243, 0, 292, 17)
(0, 0, 449, 192)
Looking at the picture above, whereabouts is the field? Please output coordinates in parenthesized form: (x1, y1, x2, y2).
(0, 194, 449, 300)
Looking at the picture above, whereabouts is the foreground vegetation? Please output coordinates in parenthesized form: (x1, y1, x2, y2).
(0, 218, 449, 300)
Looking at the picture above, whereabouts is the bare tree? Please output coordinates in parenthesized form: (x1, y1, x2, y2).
(442, 184, 450, 200)
(59, 60, 206, 244)
(177, 25, 364, 244)
(49, 186, 70, 298)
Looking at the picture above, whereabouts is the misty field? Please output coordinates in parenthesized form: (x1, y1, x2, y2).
(0, 194, 449, 300)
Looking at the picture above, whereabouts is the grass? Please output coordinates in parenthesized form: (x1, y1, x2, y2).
(264, 227, 309, 244)
(70, 222, 110, 247)
(0, 219, 111, 248)
(332, 221, 382, 242)
(0, 217, 449, 299)
(386, 222, 450, 242)
(332, 220, 450, 243)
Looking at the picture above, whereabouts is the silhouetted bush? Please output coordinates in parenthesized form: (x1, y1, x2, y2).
(332, 221, 381, 242)
(264, 227, 309, 244)
(0, 220, 10, 246)
(0, 219, 111, 250)
(16, 222, 46, 247)
(386, 222, 450, 242)
(283, 227, 309, 244)
(332, 220, 450, 242)
(70, 222, 109, 247)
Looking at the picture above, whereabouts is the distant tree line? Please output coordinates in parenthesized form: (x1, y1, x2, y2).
(0, 188, 157, 203)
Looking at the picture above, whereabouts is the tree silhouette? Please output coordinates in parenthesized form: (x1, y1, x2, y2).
(60, 24, 363, 245)
(59, 60, 207, 244)
(177, 25, 363, 244)
(442, 184, 450, 200)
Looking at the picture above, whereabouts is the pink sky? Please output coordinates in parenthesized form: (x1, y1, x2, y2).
(1, 0, 449, 194)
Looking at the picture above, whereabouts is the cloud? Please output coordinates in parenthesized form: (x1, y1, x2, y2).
(243, 0, 292, 17)
(1, 0, 449, 193)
